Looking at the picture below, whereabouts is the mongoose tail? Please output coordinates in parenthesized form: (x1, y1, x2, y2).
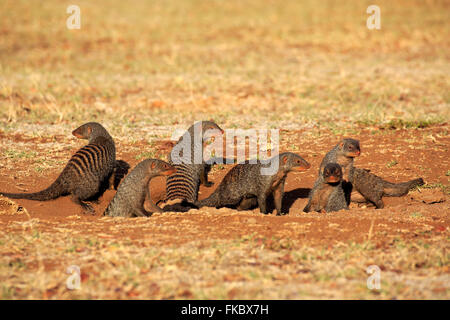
(0, 178, 66, 201)
(383, 178, 424, 197)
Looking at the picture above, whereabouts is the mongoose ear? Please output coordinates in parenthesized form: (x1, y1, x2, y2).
(282, 155, 288, 164)
(151, 162, 156, 169)
(87, 126, 93, 135)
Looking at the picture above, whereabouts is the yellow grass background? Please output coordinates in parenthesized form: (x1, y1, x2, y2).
(0, 0, 448, 132)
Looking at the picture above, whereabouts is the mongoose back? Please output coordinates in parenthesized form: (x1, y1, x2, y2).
(349, 166, 424, 209)
(104, 159, 176, 217)
(0, 122, 116, 213)
(196, 152, 311, 215)
(303, 163, 348, 213)
(164, 121, 224, 210)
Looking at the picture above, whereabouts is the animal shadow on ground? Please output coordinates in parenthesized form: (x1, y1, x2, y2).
(239, 188, 311, 215)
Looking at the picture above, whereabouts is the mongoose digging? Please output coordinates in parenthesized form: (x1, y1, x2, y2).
(104, 159, 176, 217)
(348, 167, 424, 209)
(0, 122, 116, 213)
(196, 152, 310, 215)
(303, 163, 348, 213)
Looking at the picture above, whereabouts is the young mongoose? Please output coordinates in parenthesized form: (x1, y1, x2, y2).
(104, 159, 176, 217)
(303, 163, 348, 213)
(348, 166, 424, 209)
(164, 120, 224, 211)
(195, 152, 311, 215)
(0, 122, 116, 213)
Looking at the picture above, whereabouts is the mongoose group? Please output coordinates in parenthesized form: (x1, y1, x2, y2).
(0, 121, 424, 216)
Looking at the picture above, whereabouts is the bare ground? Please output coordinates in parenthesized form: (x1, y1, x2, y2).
(0, 124, 448, 299)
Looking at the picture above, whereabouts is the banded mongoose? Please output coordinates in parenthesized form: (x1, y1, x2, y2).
(303, 163, 348, 213)
(320, 138, 360, 181)
(348, 166, 424, 209)
(196, 152, 311, 215)
(319, 138, 361, 204)
(104, 159, 176, 217)
(164, 120, 224, 211)
(0, 122, 116, 213)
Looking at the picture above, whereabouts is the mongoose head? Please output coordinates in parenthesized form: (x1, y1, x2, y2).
(147, 159, 177, 176)
(278, 152, 311, 173)
(322, 163, 343, 184)
(197, 120, 225, 146)
(338, 138, 360, 158)
(72, 122, 112, 143)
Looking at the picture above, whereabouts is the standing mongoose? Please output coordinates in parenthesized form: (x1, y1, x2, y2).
(320, 138, 361, 181)
(348, 166, 424, 209)
(303, 163, 348, 213)
(104, 159, 176, 217)
(164, 120, 224, 211)
(319, 138, 361, 204)
(0, 122, 116, 213)
(195, 152, 311, 215)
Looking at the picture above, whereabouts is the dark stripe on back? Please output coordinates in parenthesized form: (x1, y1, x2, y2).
(67, 157, 84, 176)
(73, 151, 91, 173)
(80, 146, 100, 172)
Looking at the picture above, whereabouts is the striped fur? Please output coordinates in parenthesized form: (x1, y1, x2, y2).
(164, 121, 223, 208)
(166, 163, 204, 203)
(0, 122, 115, 212)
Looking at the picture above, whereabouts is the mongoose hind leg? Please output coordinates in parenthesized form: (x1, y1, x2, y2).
(373, 198, 384, 209)
(237, 196, 258, 211)
(350, 190, 367, 203)
(200, 167, 214, 187)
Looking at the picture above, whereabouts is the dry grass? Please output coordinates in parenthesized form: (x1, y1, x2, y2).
(0, 0, 449, 137)
(0, 211, 448, 300)
(0, 0, 449, 300)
